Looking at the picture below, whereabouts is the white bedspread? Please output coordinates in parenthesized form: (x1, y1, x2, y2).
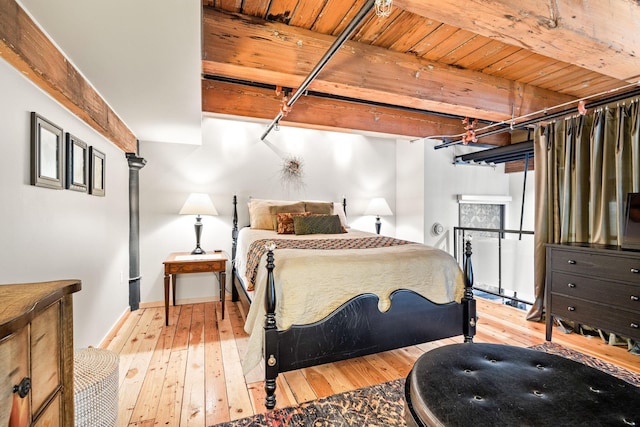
(235, 228, 465, 374)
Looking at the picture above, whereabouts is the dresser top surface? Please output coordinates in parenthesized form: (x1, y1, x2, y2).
(0, 280, 81, 337)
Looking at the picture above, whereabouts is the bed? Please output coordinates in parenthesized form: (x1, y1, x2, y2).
(230, 196, 476, 409)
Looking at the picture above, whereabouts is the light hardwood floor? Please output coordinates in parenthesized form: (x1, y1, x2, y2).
(104, 297, 640, 427)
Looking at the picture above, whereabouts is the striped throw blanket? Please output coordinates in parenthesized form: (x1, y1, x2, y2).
(244, 236, 412, 291)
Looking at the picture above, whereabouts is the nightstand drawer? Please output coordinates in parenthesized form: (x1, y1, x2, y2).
(550, 249, 640, 283)
(550, 272, 640, 311)
(166, 260, 225, 274)
(551, 294, 640, 340)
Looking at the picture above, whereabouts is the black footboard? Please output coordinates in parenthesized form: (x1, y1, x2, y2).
(277, 291, 464, 371)
(261, 240, 476, 409)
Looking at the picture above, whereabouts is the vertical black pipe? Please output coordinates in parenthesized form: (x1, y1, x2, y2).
(519, 153, 530, 240)
(126, 151, 147, 311)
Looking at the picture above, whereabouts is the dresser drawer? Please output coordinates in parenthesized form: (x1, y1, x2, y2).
(550, 294, 640, 340)
(30, 302, 61, 416)
(0, 328, 30, 426)
(550, 248, 640, 283)
(550, 272, 640, 311)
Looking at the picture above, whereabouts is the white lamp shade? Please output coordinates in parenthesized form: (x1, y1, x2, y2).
(179, 193, 218, 216)
(364, 197, 393, 216)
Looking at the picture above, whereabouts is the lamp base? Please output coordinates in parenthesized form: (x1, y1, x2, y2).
(191, 215, 205, 255)
(375, 216, 382, 235)
(191, 246, 205, 255)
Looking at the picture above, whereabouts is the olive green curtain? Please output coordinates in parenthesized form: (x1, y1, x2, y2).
(529, 101, 640, 321)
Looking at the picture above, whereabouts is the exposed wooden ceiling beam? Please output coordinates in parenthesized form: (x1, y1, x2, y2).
(396, 0, 640, 83)
(202, 78, 512, 145)
(202, 7, 575, 126)
(0, 0, 137, 152)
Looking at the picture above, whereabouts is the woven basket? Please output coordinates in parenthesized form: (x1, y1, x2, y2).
(74, 348, 119, 427)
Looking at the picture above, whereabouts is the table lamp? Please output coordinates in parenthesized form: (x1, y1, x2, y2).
(179, 193, 218, 254)
(364, 197, 393, 234)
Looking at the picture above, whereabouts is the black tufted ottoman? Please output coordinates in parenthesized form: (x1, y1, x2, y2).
(404, 343, 640, 427)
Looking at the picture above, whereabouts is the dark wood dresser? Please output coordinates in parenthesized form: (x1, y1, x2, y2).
(0, 280, 81, 426)
(546, 243, 640, 342)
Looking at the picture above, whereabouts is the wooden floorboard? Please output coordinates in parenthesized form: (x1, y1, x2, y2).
(109, 297, 640, 426)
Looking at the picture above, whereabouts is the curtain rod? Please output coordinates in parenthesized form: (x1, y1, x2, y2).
(429, 81, 640, 149)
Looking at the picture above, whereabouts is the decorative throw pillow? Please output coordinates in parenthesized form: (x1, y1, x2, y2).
(276, 212, 311, 234)
(269, 202, 306, 230)
(304, 201, 334, 215)
(248, 199, 296, 230)
(293, 214, 344, 235)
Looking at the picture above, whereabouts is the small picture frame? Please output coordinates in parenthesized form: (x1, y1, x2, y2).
(89, 146, 106, 196)
(66, 133, 88, 192)
(31, 112, 64, 189)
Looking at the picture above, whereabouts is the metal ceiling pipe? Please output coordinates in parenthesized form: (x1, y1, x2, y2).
(260, 0, 376, 141)
(435, 86, 640, 149)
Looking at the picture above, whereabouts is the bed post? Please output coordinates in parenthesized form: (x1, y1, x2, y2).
(264, 242, 279, 409)
(231, 195, 239, 302)
(463, 238, 476, 342)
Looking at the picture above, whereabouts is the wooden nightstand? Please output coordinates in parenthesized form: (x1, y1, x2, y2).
(163, 252, 227, 326)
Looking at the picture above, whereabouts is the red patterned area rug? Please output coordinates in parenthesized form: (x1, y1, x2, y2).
(214, 379, 406, 427)
(213, 343, 639, 427)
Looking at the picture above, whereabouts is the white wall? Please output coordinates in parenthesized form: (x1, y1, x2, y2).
(138, 117, 397, 304)
(0, 58, 130, 348)
(503, 170, 536, 302)
(421, 140, 510, 252)
(506, 170, 536, 231)
(396, 139, 425, 242)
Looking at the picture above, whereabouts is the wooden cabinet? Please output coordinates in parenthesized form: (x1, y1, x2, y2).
(0, 280, 81, 426)
(546, 243, 640, 341)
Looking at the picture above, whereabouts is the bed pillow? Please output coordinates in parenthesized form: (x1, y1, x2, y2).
(304, 201, 334, 215)
(269, 203, 306, 230)
(293, 214, 344, 235)
(248, 199, 303, 230)
(276, 212, 311, 234)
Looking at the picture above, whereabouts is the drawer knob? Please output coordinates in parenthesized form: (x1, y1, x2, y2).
(631, 323, 639, 329)
(567, 260, 577, 265)
(567, 306, 576, 311)
(13, 377, 31, 398)
(632, 295, 640, 302)
(567, 283, 576, 288)
(631, 268, 639, 274)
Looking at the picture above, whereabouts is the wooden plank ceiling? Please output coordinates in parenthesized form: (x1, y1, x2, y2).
(201, 0, 638, 146)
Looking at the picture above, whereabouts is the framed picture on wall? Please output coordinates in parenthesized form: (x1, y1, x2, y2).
(65, 133, 88, 192)
(89, 146, 106, 196)
(31, 112, 64, 189)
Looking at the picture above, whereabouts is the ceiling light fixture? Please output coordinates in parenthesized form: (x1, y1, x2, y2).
(375, 0, 392, 17)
